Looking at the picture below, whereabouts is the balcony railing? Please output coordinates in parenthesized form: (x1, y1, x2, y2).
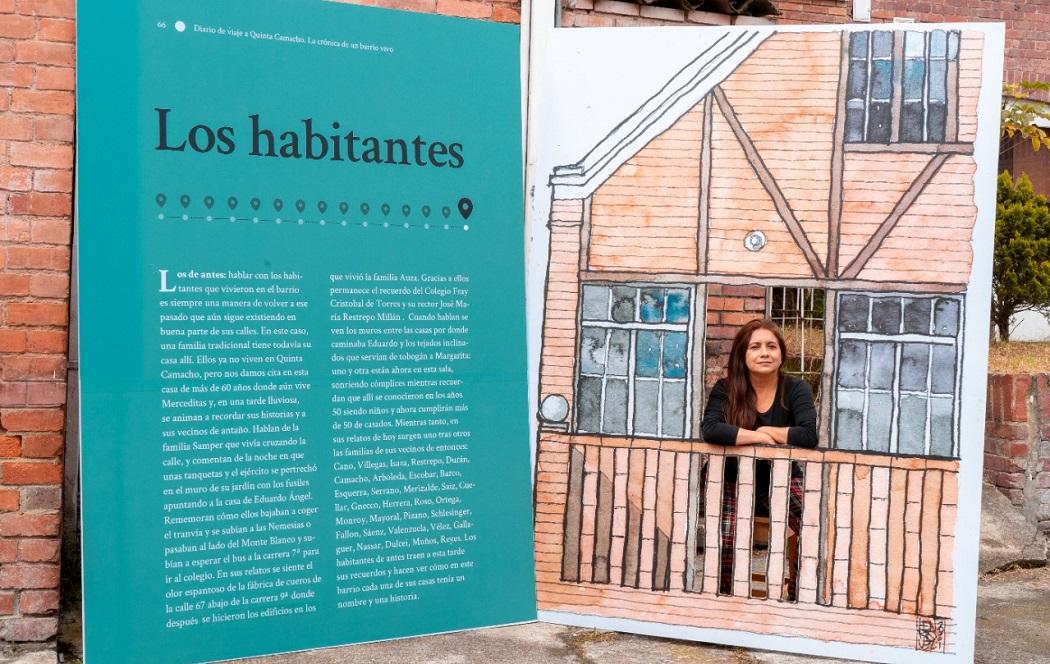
(535, 432, 959, 653)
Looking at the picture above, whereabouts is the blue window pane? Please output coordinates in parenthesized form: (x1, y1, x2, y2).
(929, 30, 947, 58)
(847, 60, 869, 99)
(666, 289, 689, 323)
(837, 340, 866, 389)
(901, 102, 924, 142)
(928, 60, 947, 102)
(898, 395, 928, 454)
(662, 382, 686, 438)
(927, 103, 947, 143)
(933, 298, 960, 336)
(607, 329, 630, 376)
(611, 286, 636, 323)
(849, 31, 869, 58)
(634, 380, 659, 437)
(903, 298, 932, 334)
(640, 288, 664, 323)
(602, 379, 628, 434)
(867, 392, 893, 452)
(869, 342, 895, 390)
(930, 344, 956, 394)
(662, 332, 687, 379)
(869, 59, 893, 99)
(845, 108, 865, 142)
(903, 59, 925, 100)
(900, 343, 930, 392)
(948, 31, 959, 60)
(867, 102, 892, 142)
(577, 376, 602, 432)
(871, 297, 902, 334)
(835, 390, 864, 450)
(636, 331, 660, 378)
(904, 31, 925, 58)
(579, 327, 607, 374)
(582, 285, 610, 321)
(838, 294, 869, 332)
(930, 396, 954, 457)
(872, 31, 893, 58)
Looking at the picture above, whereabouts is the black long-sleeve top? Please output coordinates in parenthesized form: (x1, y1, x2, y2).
(701, 376, 819, 448)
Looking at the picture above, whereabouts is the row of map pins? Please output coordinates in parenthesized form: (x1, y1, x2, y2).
(155, 194, 474, 220)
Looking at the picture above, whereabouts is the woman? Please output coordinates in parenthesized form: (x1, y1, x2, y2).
(701, 318, 817, 597)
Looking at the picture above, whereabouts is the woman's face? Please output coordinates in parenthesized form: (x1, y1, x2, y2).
(744, 328, 782, 377)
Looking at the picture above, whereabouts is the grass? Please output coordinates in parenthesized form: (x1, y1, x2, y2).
(987, 342, 1050, 373)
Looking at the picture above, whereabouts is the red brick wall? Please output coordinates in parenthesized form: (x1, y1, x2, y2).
(568, 0, 1049, 91)
(984, 373, 1050, 533)
(703, 284, 766, 389)
(0, 0, 75, 644)
(334, 0, 521, 22)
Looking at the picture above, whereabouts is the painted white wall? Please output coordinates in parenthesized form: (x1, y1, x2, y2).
(1009, 310, 1050, 341)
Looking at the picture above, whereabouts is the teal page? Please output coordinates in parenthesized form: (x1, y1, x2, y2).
(77, 2, 535, 662)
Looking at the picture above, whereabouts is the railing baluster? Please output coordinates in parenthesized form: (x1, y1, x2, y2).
(936, 470, 958, 618)
(670, 452, 691, 591)
(640, 449, 659, 585)
(580, 445, 600, 582)
(868, 466, 891, 610)
(592, 446, 615, 584)
(609, 448, 629, 584)
(797, 460, 823, 604)
(848, 465, 872, 608)
(684, 453, 704, 592)
(900, 468, 925, 614)
(702, 454, 724, 594)
(733, 455, 755, 597)
(623, 448, 646, 587)
(885, 466, 908, 612)
(918, 470, 943, 616)
(832, 463, 854, 608)
(653, 450, 676, 590)
(767, 458, 790, 601)
(560, 445, 586, 582)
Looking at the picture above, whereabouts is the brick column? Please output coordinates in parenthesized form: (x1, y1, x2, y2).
(0, 0, 75, 644)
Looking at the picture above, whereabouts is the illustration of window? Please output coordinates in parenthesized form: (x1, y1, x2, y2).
(833, 293, 962, 457)
(845, 29, 960, 144)
(767, 287, 825, 399)
(576, 284, 692, 438)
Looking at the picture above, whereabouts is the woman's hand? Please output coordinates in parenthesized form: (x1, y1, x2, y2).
(756, 426, 790, 445)
(734, 428, 777, 445)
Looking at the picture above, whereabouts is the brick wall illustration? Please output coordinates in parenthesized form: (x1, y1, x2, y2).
(535, 26, 988, 655)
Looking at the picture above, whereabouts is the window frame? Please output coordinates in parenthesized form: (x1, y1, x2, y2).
(574, 282, 698, 439)
(830, 291, 964, 458)
(843, 29, 961, 147)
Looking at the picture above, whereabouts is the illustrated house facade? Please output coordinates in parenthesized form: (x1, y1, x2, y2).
(534, 27, 986, 655)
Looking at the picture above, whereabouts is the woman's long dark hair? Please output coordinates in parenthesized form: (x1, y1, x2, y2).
(724, 319, 788, 429)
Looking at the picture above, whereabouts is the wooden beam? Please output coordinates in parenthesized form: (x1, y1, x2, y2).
(827, 34, 850, 278)
(712, 86, 826, 278)
(843, 142, 972, 154)
(697, 94, 714, 275)
(579, 196, 592, 272)
(578, 269, 967, 294)
(839, 153, 951, 280)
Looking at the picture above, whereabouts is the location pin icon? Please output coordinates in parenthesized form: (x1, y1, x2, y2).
(273, 198, 283, 212)
(421, 205, 431, 218)
(156, 193, 166, 207)
(295, 199, 306, 213)
(441, 206, 450, 219)
(317, 201, 327, 214)
(180, 194, 191, 209)
(360, 203, 370, 216)
(227, 196, 238, 210)
(250, 198, 261, 211)
(381, 203, 390, 216)
(401, 204, 411, 217)
(204, 195, 214, 209)
(457, 197, 473, 220)
(339, 202, 349, 215)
